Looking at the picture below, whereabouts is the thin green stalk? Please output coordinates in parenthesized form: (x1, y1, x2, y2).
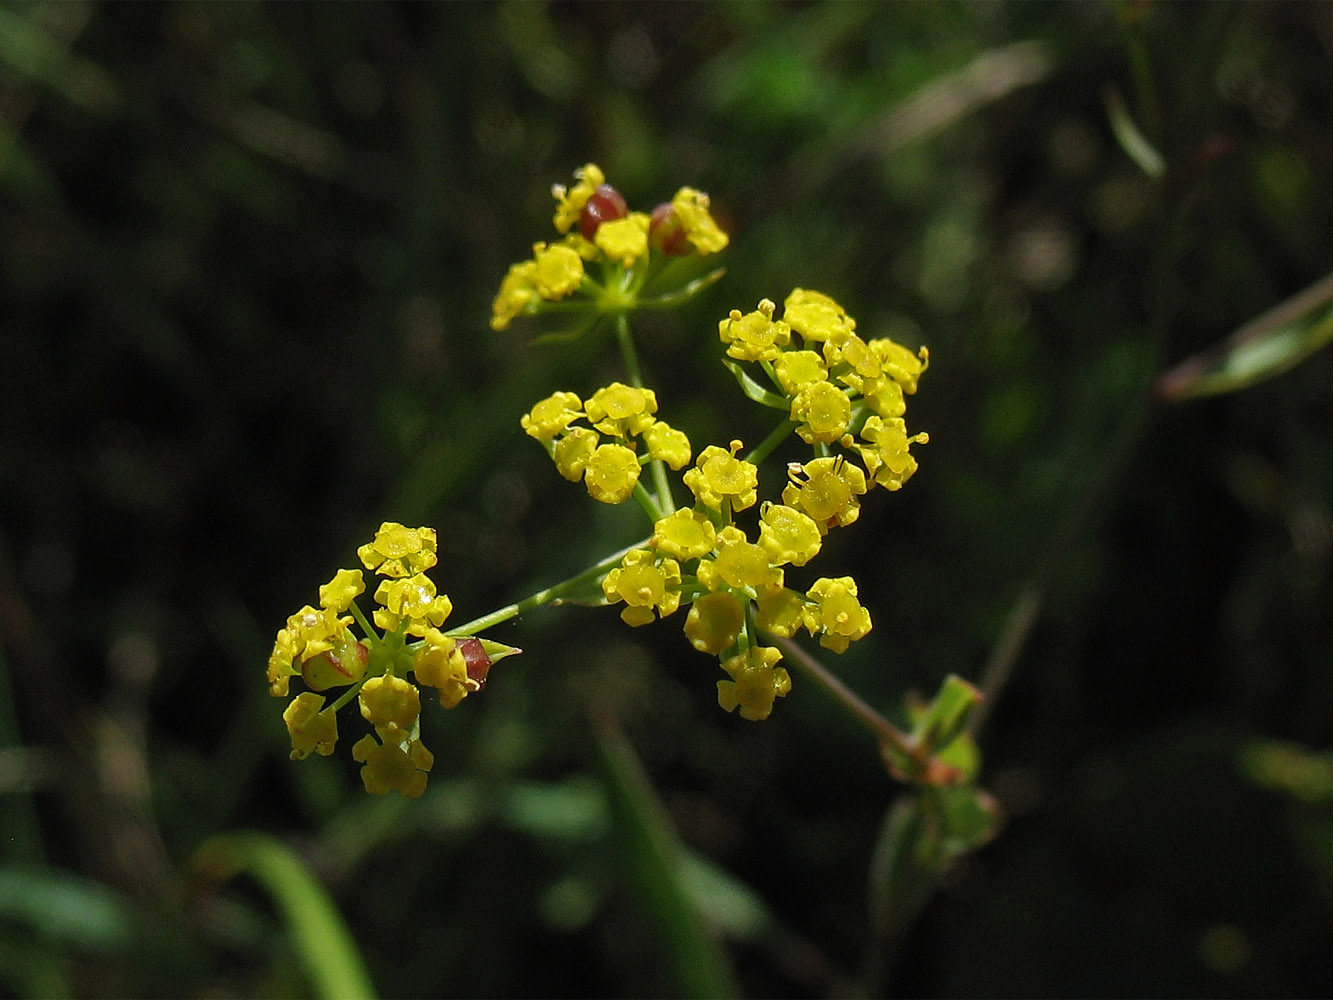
(451, 535, 650, 636)
(615, 312, 675, 514)
(631, 479, 664, 523)
(745, 416, 798, 466)
(614, 312, 645, 388)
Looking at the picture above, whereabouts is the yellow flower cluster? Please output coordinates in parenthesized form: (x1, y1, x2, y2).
(602, 455, 876, 720)
(268, 522, 514, 798)
(522, 383, 693, 505)
(720, 288, 930, 487)
(529, 290, 927, 722)
(491, 163, 729, 331)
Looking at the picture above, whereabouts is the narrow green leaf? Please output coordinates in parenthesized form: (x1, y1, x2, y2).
(639, 266, 727, 310)
(191, 833, 377, 1000)
(1157, 272, 1333, 400)
(721, 359, 790, 410)
(593, 716, 737, 999)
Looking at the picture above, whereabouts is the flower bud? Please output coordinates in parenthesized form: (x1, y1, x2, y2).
(579, 184, 629, 240)
(301, 639, 368, 691)
(457, 637, 493, 690)
(649, 202, 688, 256)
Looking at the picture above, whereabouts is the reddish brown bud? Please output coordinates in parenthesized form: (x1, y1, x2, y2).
(649, 202, 688, 256)
(579, 184, 629, 240)
(457, 637, 493, 690)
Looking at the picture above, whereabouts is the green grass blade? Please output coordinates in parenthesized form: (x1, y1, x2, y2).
(191, 833, 377, 1000)
(593, 716, 738, 998)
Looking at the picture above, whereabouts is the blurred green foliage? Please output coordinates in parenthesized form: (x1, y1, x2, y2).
(2, 1, 1332, 996)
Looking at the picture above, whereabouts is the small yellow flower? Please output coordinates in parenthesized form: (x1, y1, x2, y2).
(772, 349, 827, 396)
(718, 299, 791, 362)
(683, 591, 745, 654)
(791, 380, 853, 445)
(358, 673, 422, 742)
(413, 628, 471, 709)
(871, 339, 929, 394)
(585, 382, 658, 438)
(522, 391, 584, 441)
(594, 213, 650, 267)
(652, 508, 717, 561)
(643, 421, 692, 470)
(552, 163, 605, 235)
(283, 692, 338, 759)
(554, 427, 599, 482)
(490, 260, 538, 331)
(857, 416, 929, 492)
(683, 441, 759, 512)
(754, 587, 808, 638)
(854, 375, 907, 418)
(716, 646, 790, 721)
(671, 187, 729, 255)
(318, 568, 365, 613)
(782, 288, 856, 344)
(757, 503, 823, 567)
(804, 577, 872, 653)
(823, 331, 879, 379)
(583, 442, 642, 504)
(373, 574, 453, 635)
(357, 523, 439, 579)
(531, 242, 584, 299)
(697, 525, 783, 592)
(352, 734, 434, 798)
(269, 605, 355, 697)
(602, 549, 682, 627)
(782, 457, 868, 532)
(267, 628, 300, 697)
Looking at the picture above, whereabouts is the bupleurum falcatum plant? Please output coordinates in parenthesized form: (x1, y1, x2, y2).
(268, 163, 991, 850)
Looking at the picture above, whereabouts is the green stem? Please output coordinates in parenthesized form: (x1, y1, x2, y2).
(348, 600, 378, 641)
(451, 535, 651, 636)
(616, 312, 676, 514)
(632, 479, 664, 523)
(615, 312, 645, 387)
(745, 415, 798, 466)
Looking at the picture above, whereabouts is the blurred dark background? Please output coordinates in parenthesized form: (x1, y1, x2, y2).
(2, 2, 1332, 996)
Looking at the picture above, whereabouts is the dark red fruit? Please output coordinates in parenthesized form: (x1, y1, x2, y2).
(579, 184, 629, 240)
(649, 202, 688, 256)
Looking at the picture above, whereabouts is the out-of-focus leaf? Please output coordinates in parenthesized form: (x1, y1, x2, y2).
(868, 795, 939, 945)
(938, 785, 1002, 856)
(0, 866, 133, 953)
(1240, 740, 1333, 805)
(0, 6, 120, 114)
(499, 777, 609, 842)
(1105, 87, 1165, 179)
(190, 833, 376, 1000)
(910, 674, 983, 756)
(593, 716, 736, 999)
(869, 786, 1000, 946)
(678, 852, 773, 943)
(1157, 272, 1333, 400)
